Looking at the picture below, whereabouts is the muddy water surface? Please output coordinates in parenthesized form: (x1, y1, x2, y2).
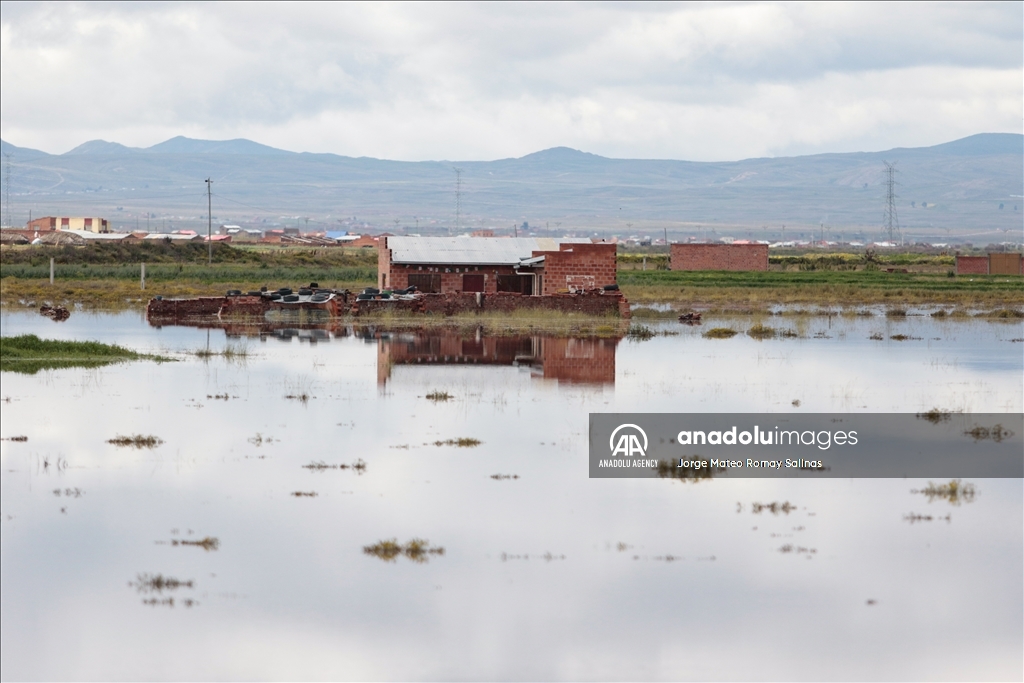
(1, 311, 1021, 680)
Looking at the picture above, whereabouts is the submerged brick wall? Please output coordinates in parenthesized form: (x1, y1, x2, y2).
(670, 244, 769, 271)
(147, 296, 227, 318)
(955, 256, 989, 275)
(355, 291, 625, 317)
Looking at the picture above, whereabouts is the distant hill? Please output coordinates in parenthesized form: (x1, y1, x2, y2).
(1, 133, 1021, 241)
(64, 140, 141, 155)
(144, 136, 291, 155)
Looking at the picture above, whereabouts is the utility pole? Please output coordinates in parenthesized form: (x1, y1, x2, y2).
(3, 152, 12, 228)
(453, 167, 463, 235)
(206, 178, 213, 265)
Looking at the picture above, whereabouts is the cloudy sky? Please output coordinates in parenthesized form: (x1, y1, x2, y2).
(1, 1, 1021, 161)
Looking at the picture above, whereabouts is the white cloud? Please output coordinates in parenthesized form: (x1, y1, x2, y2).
(1, 1, 1020, 160)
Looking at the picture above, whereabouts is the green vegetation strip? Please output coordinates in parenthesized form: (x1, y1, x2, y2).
(619, 269, 1021, 292)
(0, 334, 173, 374)
(619, 269, 1024, 306)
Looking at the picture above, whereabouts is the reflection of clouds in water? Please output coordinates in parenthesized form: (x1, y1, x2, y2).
(618, 317, 1022, 413)
(0, 312, 1021, 679)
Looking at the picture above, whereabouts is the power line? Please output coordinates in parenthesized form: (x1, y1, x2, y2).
(205, 178, 213, 265)
(211, 193, 332, 225)
(882, 161, 902, 245)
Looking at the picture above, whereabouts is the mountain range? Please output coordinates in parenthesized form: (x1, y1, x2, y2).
(2, 133, 1021, 241)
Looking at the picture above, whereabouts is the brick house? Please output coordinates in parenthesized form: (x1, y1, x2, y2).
(670, 243, 769, 271)
(378, 236, 617, 295)
(28, 216, 110, 233)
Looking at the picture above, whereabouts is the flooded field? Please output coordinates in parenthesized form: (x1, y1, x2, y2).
(1, 310, 1022, 680)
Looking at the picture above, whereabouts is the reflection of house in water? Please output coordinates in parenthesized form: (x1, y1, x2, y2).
(377, 331, 619, 385)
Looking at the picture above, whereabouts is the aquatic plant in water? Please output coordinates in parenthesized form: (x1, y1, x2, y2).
(363, 538, 445, 563)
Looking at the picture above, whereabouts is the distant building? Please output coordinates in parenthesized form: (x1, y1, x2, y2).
(142, 232, 203, 243)
(28, 216, 111, 233)
(39, 230, 138, 245)
(223, 227, 262, 242)
(378, 236, 616, 294)
(670, 243, 769, 271)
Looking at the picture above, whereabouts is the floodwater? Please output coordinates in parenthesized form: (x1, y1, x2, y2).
(1, 310, 1022, 681)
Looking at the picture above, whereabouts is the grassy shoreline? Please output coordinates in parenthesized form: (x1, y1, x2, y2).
(619, 270, 1024, 308)
(3, 272, 1020, 311)
(0, 334, 174, 374)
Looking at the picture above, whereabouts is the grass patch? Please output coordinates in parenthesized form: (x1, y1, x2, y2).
(618, 269, 1024, 307)
(912, 480, 977, 505)
(171, 537, 219, 551)
(425, 390, 453, 402)
(656, 459, 723, 482)
(302, 459, 366, 472)
(1, 334, 172, 374)
(194, 344, 249, 360)
(982, 308, 1024, 319)
(108, 434, 163, 449)
(964, 423, 1013, 442)
(746, 323, 776, 339)
(703, 327, 737, 339)
(434, 438, 482, 447)
(626, 323, 656, 341)
(363, 538, 445, 563)
(752, 501, 796, 514)
(630, 307, 678, 320)
(130, 573, 194, 593)
(917, 408, 955, 423)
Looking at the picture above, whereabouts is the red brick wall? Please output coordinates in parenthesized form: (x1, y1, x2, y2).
(989, 253, 1023, 275)
(536, 243, 617, 295)
(27, 217, 57, 232)
(378, 239, 391, 288)
(670, 244, 768, 271)
(955, 256, 989, 275)
(384, 262, 524, 293)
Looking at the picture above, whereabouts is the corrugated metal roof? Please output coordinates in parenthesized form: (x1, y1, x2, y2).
(386, 236, 592, 265)
(61, 230, 133, 240)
